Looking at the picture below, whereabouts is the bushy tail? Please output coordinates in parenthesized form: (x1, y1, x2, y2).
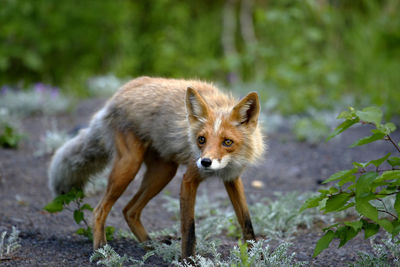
(48, 109, 112, 196)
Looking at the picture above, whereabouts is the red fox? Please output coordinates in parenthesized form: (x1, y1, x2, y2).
(48, 77, 265, 258)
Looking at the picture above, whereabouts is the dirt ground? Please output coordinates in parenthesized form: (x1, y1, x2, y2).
(0, 98, 398, 266)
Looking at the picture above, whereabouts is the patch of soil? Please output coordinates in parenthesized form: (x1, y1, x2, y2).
(0, 98, 398, 266)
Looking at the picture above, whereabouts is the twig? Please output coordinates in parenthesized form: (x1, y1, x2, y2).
(75, 199, 90, 228)
(377, 209, 398, 220)
(386, 135, 400, 153)
(356, 168, 399, 174)
(377, 198, 398, 220)
(377, 191, 400, 196)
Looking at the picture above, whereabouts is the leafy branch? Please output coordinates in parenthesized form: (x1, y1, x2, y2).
(44, 188, 115, 241)
(302, 106, 400, 257)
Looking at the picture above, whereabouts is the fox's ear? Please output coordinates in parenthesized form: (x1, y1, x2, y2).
(230, 92, 260, 129)
(185, 87, 209, 123)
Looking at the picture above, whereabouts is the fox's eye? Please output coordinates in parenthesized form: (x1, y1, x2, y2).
(198, 136, 206, 144)
(223, 139, 233, 147)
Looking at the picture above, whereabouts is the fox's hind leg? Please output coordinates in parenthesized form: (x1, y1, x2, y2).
(224, 177, 255, 241)
(93, 131, 146, 249)
(123, 150, 178, 242)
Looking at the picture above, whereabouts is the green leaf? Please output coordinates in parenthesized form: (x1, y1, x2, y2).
(322, 223, 339, 231)
(338, 175, 357, 186)
(322, 168, 358, 184)
(378, 122, 396, 135)
(74, 210, 84, 224)
(395, 194, 400, 217)
(356, 172, 379, 198)
(392, 221, 400, 236)
(356, 106, 382, 126)
(337, 108, 356, 120)
(325, 193, 352, 212)
(43, 200, 64, 212)
(376, 185, 398, 196)
(336, 226, 358, 248)
(362, 220, 379, 239)
(76, 227, 93, 240)
(374, 170, 400, 184)
(356, 198, 378, 221)
(0, 125, 23, 148)
(353, 161, 371, 168)
(344, 220, 363, 232)
(81, 204, 94, 211)
(369, 153, 391, 168)
(350, 132, 386, 148)
(388, 157, 400, 167)
(326, 118, 359, 141)
(313, 230, 335, 257)
(336, 202, 355, 212)
(76, 228, 85, 235)
(378, 219, 393, 233)
(300, 194, 326, 212)
(105, 226, 115, 241)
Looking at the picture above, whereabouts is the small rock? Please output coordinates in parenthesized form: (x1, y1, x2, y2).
(251, 180, 264, 189)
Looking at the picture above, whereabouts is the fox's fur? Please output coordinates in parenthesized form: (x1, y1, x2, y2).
(48, 77, 265, 258)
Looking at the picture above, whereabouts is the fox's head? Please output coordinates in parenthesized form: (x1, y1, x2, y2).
(185, 87, 263, 180)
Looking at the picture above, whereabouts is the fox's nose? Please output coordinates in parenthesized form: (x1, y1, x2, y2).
(201, 158, 212, 168)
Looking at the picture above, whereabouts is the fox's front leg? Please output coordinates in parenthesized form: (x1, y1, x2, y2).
(224, 177, 255, 241)
(180, 164, 201, 259)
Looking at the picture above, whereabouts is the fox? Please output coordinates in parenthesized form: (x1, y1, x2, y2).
(48, 77, 265, 259)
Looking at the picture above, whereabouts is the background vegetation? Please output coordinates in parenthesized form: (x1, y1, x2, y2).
(1, 0, 400, 116)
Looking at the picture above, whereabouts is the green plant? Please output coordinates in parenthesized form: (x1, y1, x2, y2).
(301, 106, 400, 257)
(0, 84, 72, 117)
(44, 188, 115, 241)
(0, 123, 22, 148)
(91, 239, 305, 267)
(0, 226, 21, 261)
(35, 123, 69, 156)
(174, 239, 306, 267)
(0, 108, 22, 148)
(351, 234, 400, 267)
(250, 192, 343, 240)
(90, 244, 155, 267)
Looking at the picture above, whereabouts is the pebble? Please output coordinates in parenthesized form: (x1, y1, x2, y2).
(251, 180, 264, 188)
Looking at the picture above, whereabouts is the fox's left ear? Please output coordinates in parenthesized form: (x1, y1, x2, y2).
(230, 92, 260, 130)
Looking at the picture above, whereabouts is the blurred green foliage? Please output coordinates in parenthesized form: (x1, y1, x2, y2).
(1, 0, 399, 115)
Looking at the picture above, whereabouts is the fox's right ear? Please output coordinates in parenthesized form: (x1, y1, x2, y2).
(185, 87, 209, 123)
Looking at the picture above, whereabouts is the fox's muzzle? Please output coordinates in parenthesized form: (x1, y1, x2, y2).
(196, 156, 230, 171)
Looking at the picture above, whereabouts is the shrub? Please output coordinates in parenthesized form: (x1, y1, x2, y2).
(0, 84, 71, 116)
(302, 106, 400, 257)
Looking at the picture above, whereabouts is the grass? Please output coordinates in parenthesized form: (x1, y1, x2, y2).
(0, 227, 21, 261)
(350, 234, 400, 267)
(91, 239, 306, 267)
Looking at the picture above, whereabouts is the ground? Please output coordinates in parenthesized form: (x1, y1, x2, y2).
(0, 98, 398, 266)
